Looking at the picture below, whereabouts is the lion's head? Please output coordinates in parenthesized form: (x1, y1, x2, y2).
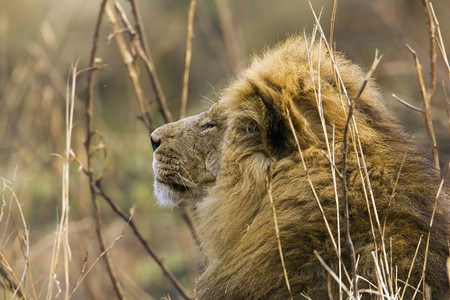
(151, 105, 225, 207)
(151, 36, 449, 299)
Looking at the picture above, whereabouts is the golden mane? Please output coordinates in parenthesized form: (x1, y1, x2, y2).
(195, 36, 449, 299)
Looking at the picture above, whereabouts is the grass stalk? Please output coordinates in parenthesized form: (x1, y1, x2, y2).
(340, 50, 382, 299)
(329, 0, 338, 53)
(304, 31, 344, 299)
(412, 176, 445, 299)
(46, 63, 78, 300)
(314, 250, 352, 297)
(285, 108, 338, 258)
(1, 178, 28, 299)
(266, 173, 293, 300)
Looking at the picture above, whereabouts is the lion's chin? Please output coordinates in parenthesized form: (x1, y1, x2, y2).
(153, 180, 186, 208)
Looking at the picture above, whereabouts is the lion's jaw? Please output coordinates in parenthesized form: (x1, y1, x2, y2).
(151, 104, 224, 207)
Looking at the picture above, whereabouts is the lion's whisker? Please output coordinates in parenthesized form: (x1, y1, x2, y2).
(178, 164, 198, 186)
(175, 171, 197, 187)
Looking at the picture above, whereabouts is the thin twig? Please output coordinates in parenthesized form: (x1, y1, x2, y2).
(341, 50, 382, 299)
(400, 234, 423, 299)
(128, 0, 149, 54)
(214, 0, 244, 74)
(405, 43, 439, 169)
(266, 172, 293, 300)
(392, 94, 424, 112)
(179, 0, 197, 120)
(329, 0, 338, 53)
(70, 215, 131, 297)
(428, 3, 450, 79)
(370, 251, 390, 298)
(92, 183, 125, 299)
(85, 2, 125, 299)
(196, 0, 230, 74)
(421, 0, 436, 97)
(95, 181, 192, 300)
(106, 1, 153, 131)
(127, 0, 173, 124)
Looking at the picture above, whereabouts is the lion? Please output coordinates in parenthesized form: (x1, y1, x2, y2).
(151, 36, 449, 299)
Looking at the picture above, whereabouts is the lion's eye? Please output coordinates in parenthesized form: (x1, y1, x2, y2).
(200, 123, 216, 131)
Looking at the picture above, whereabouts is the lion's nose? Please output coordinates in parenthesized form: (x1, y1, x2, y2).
(150, 132, 161, 151)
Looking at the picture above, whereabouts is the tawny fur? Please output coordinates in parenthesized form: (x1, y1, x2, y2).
(151, 36, 449, 299)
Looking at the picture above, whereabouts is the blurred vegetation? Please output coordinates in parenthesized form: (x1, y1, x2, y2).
(0, 0, 448, 299)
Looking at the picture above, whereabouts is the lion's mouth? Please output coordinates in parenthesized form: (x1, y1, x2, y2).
(156, 178, 191, 192)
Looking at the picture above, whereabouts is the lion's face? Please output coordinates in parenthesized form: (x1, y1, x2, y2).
(151, 102, 226, 207)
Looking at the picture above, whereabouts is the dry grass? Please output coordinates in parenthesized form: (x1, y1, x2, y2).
(0, 0, 448, 299)
(266, 173, 293, 300)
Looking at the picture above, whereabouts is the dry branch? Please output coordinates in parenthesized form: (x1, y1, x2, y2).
(105, 1, 153, 131)
(70, 216, 130, 297)
(391, 0, 444, 170)
(421, 0, 437, 97)
(392, 94, 424, 112)
(179, 0, 197, 120)
(127, 0, 173, 124)
(95, 181, 192, 300)
(404, 43, 439, 169)
(428, 3, 450, 78)
(84, 1, 125, 299)
(214, 0, 244, 74)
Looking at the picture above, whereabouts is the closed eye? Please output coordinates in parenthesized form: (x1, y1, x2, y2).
(200, 123, 216, 131)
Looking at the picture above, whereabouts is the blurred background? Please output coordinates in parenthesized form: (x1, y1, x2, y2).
(0, 0, 448, 299)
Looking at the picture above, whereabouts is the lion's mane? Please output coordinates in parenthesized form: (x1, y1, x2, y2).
(194, 37, 449, 299)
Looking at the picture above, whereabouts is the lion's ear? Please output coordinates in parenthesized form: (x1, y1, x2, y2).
(247, 89, 291, 157)
(248, 79, 295, 155)
(261, 100, 291, 152)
